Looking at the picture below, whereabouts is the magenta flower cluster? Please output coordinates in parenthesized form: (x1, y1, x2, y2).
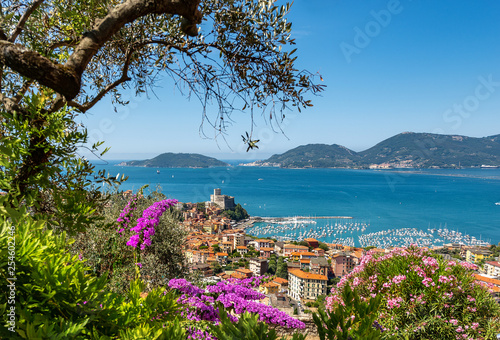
(325, 245, 495, 339)
(167, 277, 305, 330)
(116, 193, 140, 233)
(187, 326, 216, 340)
(121, 198, 177, 250)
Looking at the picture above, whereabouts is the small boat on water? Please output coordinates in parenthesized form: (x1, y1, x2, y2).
(495, 202, 500, 206)
(157, 170, 160, 174)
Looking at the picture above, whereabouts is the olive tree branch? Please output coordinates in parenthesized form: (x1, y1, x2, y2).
(0, 92, 29, 116)
(67, 39, 195, 113)
(0, 0, 202, 100)
(8, 0, 45, 43)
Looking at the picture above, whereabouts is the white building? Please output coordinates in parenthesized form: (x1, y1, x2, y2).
(485, 261, 500, 277)
(288, 269, 328, 301)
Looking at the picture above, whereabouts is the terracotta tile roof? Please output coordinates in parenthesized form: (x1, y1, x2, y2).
(236, 246, 248, 249)
(284, 244, 309, 249)
(230, 272, 247, 279)
(262, 282, 279, 288)
(216, 252, 228, 256)
(260, 247, 274, 251)
(304, 238, 318, 242)
(486, 261, 500, 268)
(474, 274, 500, 286)
(236, 268, 253, 274)
(301, 252, 317, 256)
(289, 269, 327, 281)
(300, 259, 311, 264)
(272, 277, 288, 284)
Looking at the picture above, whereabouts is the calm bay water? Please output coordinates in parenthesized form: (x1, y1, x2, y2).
(93, 161, 500, 246)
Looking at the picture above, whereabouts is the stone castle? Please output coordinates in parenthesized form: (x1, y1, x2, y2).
(210, 188, 235, 210)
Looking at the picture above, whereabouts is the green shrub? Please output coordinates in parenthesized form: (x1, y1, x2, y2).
(325, 246, 500, 339)
(209, 309, 306, 340)
(0, 204, 185, 339)
(314, 284, 387, 340)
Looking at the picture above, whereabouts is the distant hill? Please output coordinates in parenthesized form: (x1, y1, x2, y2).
(264, 144, 361, 168)
(255, 132, 500, 168)
(119, 153, 229, 168)
(359, 132, 500, 168)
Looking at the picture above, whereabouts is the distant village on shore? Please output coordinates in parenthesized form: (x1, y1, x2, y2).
(123, 188, 500, 315)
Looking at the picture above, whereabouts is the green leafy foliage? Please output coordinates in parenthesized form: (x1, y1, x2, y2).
(313, 284, 387, 340)
(276, 256, 288, 279)
(0, 201, 185, 339)
(222, 203, 249, 221)
(0, 96, 125, 234)
(209, 309, 307, 340)
(326, 246, 500, 339)
(267, 256, 277, 275)
(318, 242, 329, 251)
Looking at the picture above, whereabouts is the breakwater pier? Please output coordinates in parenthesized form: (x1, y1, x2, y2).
(253, 216, 353, 222)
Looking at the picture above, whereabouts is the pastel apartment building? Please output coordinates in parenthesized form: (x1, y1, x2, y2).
(485, 261, 500, 277)
(466, 248, 493, 264)
(193, 250, 214, 264)
(300, 252, 317, 260)
(288, 269, 328, 301)
(236, 245, 249, 255)
(332, 252, 355, 277)
(260, 247, 274, 258)
(221, 241, 234, 254)
(248, 239, 274, 251)
(235, 268, 253, 278)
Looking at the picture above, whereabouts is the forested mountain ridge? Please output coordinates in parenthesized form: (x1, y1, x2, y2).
(252, 132, 500, 168)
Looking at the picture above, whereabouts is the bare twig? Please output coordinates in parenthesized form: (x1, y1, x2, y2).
(68, 74, 131, 112)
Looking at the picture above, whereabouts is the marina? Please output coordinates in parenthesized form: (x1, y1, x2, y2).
(246, 217, 492, 248)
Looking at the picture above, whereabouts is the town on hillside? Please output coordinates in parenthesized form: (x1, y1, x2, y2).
(162, 188, 500, 315)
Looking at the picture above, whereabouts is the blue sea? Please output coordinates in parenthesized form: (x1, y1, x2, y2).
(92, 160, 500, 247)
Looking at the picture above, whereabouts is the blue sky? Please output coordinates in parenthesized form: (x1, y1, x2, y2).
(81, 0, 500, 160)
